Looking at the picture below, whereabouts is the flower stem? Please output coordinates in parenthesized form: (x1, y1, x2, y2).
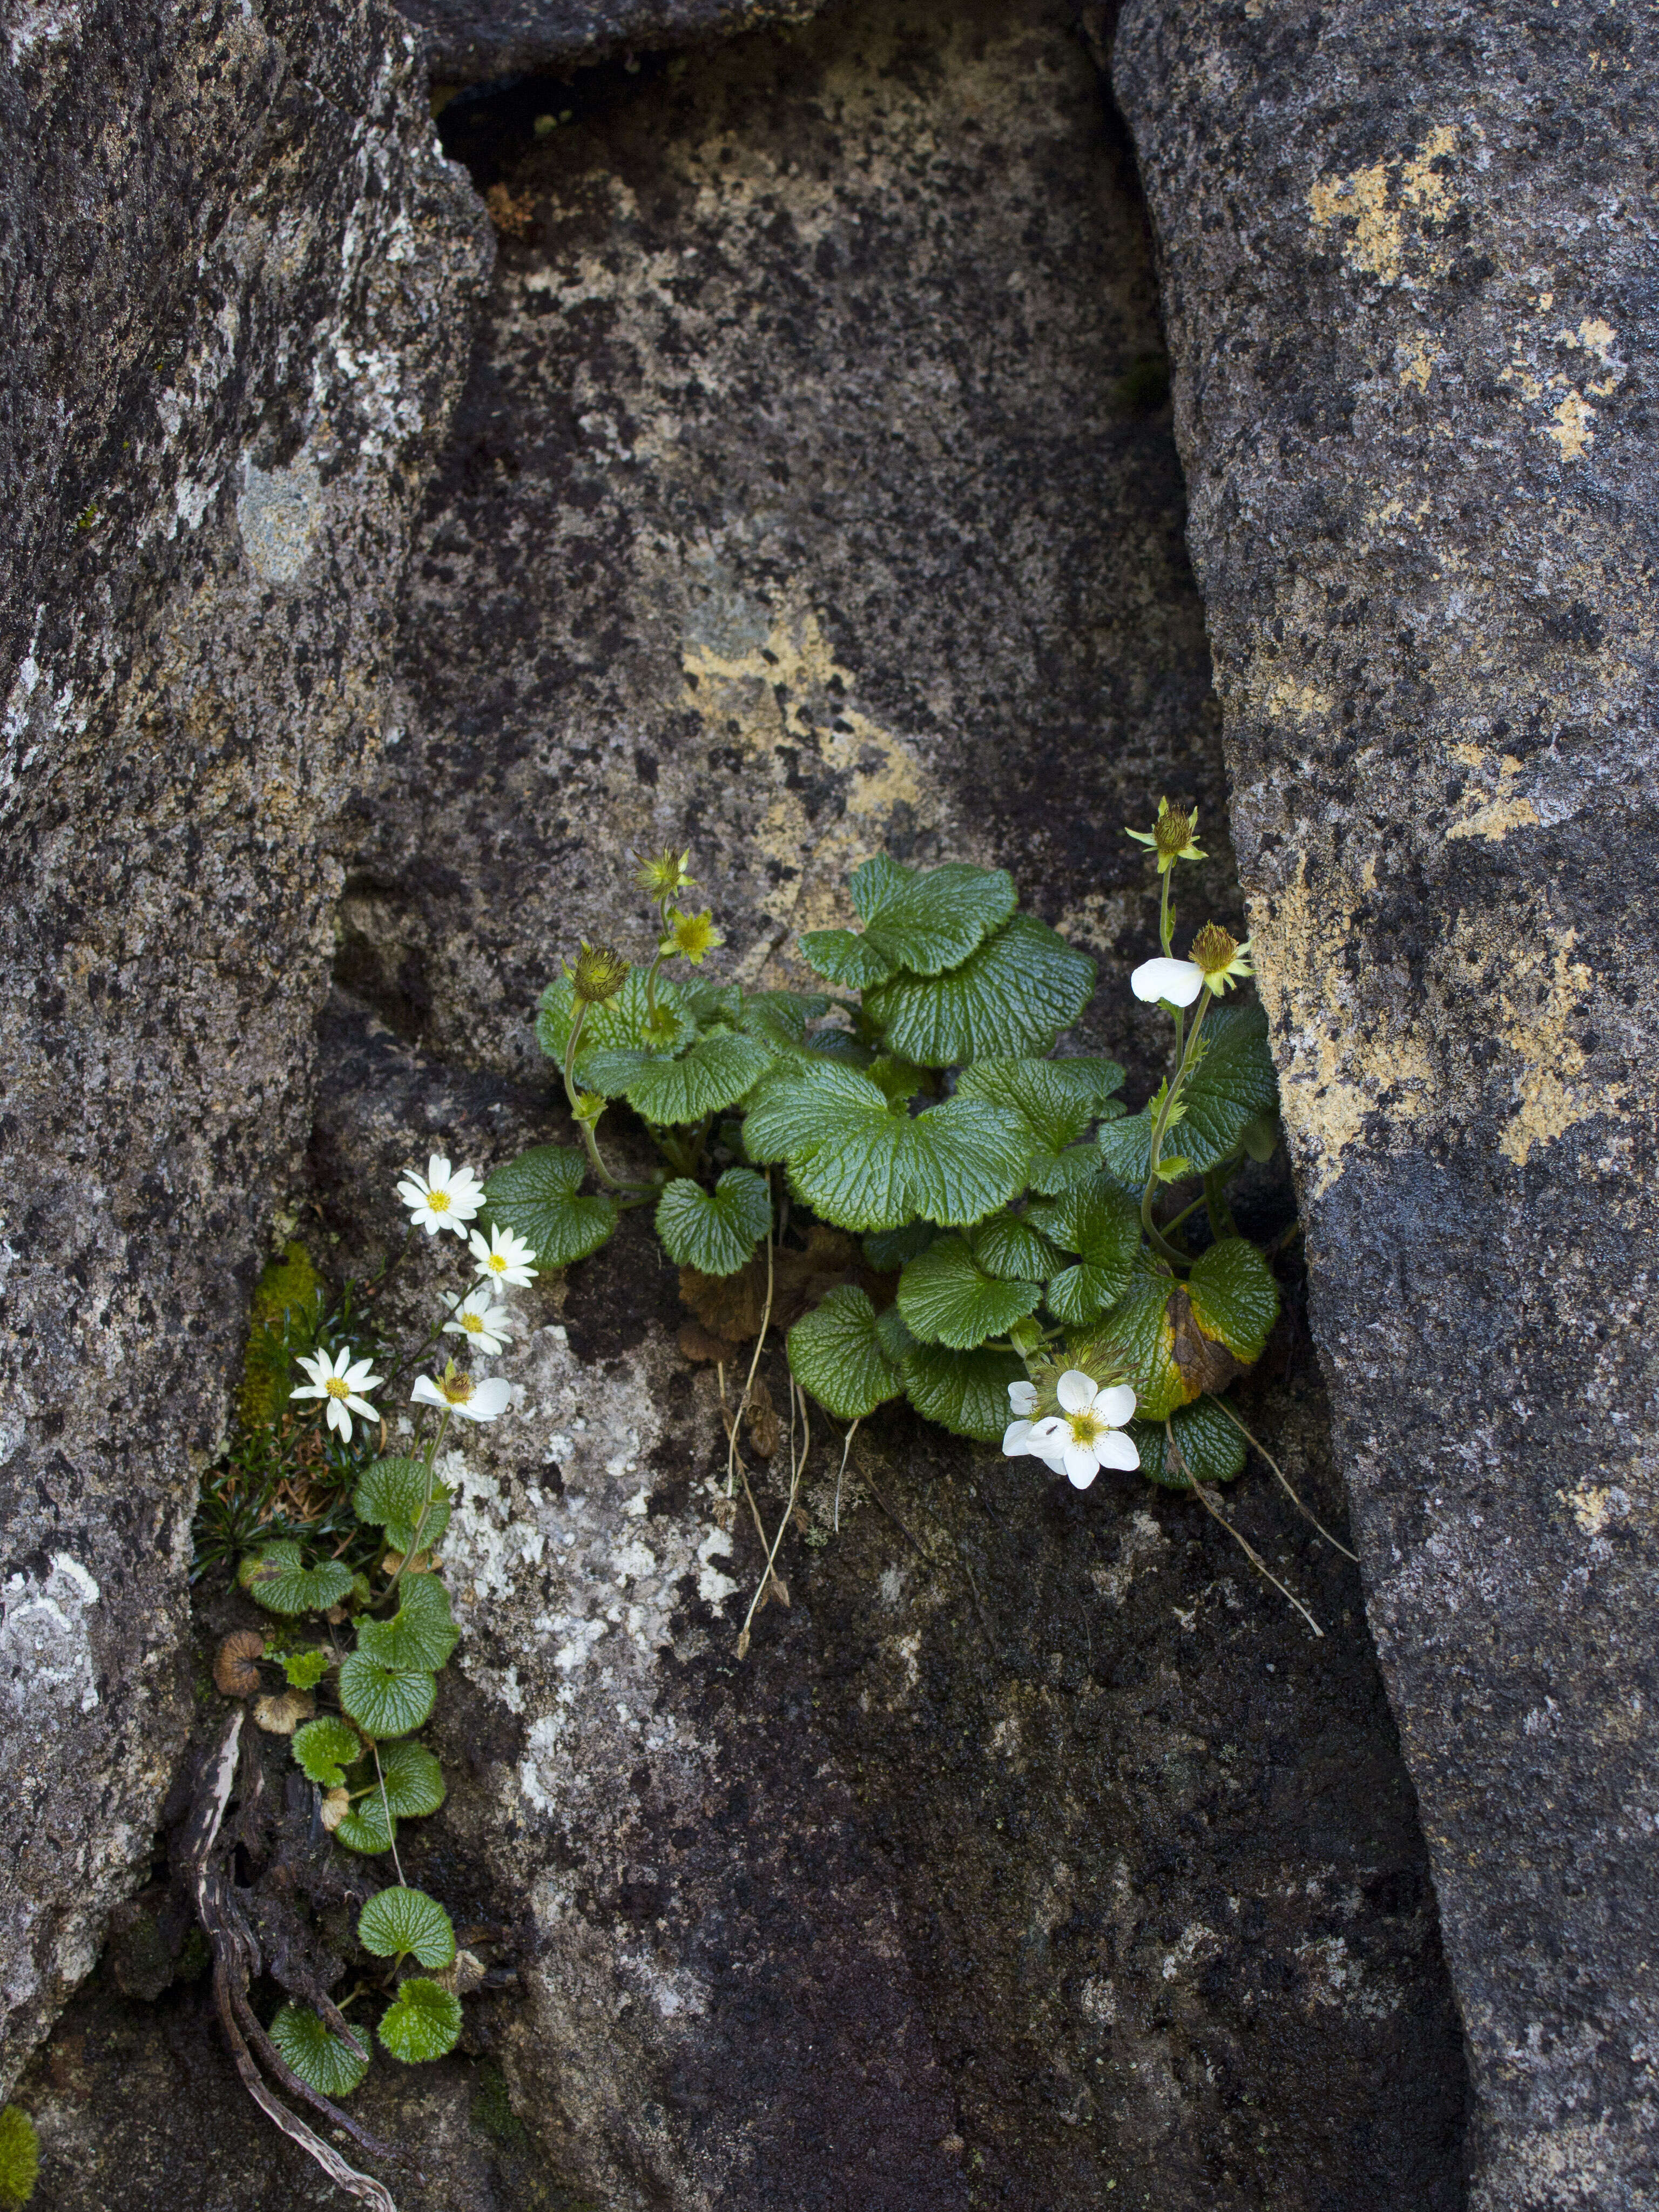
(563, 1001, 625, 1190)
(370, 1741, 407, 1886)
(1141, 988, 1212, 1261)
(389, 1408, 450, 1604)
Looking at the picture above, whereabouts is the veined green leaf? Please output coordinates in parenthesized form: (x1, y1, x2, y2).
(896, 1236, 1041, 1350)
(954, 1056, 1101, 1191)
(900, 1341, 1026, 1442)
(799, 928, 896, 989)
(656, 1168, 771, 1275)
(359, 1886, 456, 1971)
(335, 1789, 396, 1857)
(1097, 1107, 1155, 1188)
(1092, 1273, 1193, 1424)
(1176, 1006, 1280, 1171)
(1128, 1398, 1247, 1489)
(353, 1458, 452, 1556)
(355, 1574, 458, 1674)
(242, 1542, 354, 1619)
(338, 1653, 436, 1741)
(861, 1220, 936, 1272)
(284, 1648, 330, 1690)
(1187, 1237, 1279, 1365)
(377, 1739, 446, 1819)
(866, 914, 1096, 1067)
(743, 1062, 1030, 1231)
(536, 967, 695, 1066)
(270, 2005, 369, 2098)
(1046, 1263, 1125, 1328)
(1042, 1182, 1141, 1306)
(787, 1286, 906, 1421)
(584, 1028, 775, 1123)
(733, 989, 833, 1048)
(852, 854, 1017, 975)
(484, 1145, 617, 1269)
(292, 1716, 364, 1790)
(379, 1978, 462, 2065)
(970, 1212, 1065, 1282)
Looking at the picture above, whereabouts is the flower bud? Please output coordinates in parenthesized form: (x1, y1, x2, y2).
(1125, 795, 1205, 873)
(569, 940, 629, 1004)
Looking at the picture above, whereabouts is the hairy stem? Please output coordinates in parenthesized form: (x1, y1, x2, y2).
(1141, 987, 1213, 1258)
(562, 1002, 623, 1190)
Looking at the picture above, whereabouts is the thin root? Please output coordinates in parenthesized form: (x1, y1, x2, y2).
(1167, 1425, 1323, 1638)
(1211, 1397, 1358, 1562)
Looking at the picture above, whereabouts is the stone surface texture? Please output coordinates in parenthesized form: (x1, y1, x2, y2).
(18, 5, 1468, 2205)
(0, 0, 489, 2090)
(1113, 4, 1659, 2206)
(411, 0, 829, 91)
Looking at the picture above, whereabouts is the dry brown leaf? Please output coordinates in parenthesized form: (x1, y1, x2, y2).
(213, 1630, 266, 1698)
(746, 1376, 781, 1460)
(678, 1320, 738, 1365)
(253, 1688, 315, 1736)
(320, 1788, 352, 1833)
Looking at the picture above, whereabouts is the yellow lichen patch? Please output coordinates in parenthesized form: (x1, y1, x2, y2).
(1261, 673, 1334, 725)
(678, 595, 954, 976)
(1307, 124, 1458, 284)
(1561, 1483, 1627, 1539)
(1547, 388, 1596, 461)
(1398, 335, 1437, 392)
(1495, 934, 1608, 1166)
(1446, 754, 1540, 843)
(1399, 126, 1459, 215)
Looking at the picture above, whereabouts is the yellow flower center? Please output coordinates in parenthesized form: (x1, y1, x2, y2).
(440, 1375, 475, 1406)
(462, 1312, 484, 1333)
(487, 1255, 505, 1273)
(325, 1376, 350, 1399)
(1067, 1410, 1104, 1446)
(427, 1188, 450, 1212)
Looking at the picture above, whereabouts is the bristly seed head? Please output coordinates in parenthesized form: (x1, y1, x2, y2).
(569, 940, 629, 1005)
(1190, 921, 1255, 992)
(1126, 795, 1205, 873)
(636, 846, 696, 902)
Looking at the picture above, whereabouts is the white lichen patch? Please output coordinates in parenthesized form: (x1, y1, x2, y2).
(237, 454, 325, 584)
(2, 1554, 102, 1718)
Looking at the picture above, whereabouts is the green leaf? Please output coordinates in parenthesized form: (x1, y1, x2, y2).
(1029, 1143, 1108, 1196)
(743, 1062, 1031, 1231)
(1186, 1238, 1279, 1365)
(732, 989, 833, 1049)
(896, 1236, 1041, 1350)
(1128, 1398, 1247, 1489)
(866, 915, 1096, 1067)
(377, 1739, 446, 1819)
(900, 1341, 1025, 1441)
(355, 1574, 458, 1674)
(1092, 1273, 1193, 1424)
(1048, 1055, 1128, 1107)
(379, 1978, 463, 2065)
(292, 1716, 365, 1789)
(1047, 1263, 1125, 1328)
(655, 1169, 771, 1275)
(536, 967, 694, 1065)
(861, 1220, 936, 1272)
(1240, 1112, 1280, 1164)
(799, 928, 896, 989)
(587, 1029, 775, 1123)
(353, 1459, 452, 1555)
(954, 1056, 1102, 1192)
(786, 1286, 906, 1421)
(484, 1145, 617, 1269)
(970, 1212, 1065, 1282)
(338, 1653, 437, 1741)
(1097, 1108, 1155, 1188)
(335, 1791, 396, 1856)
(851, 854, 1018, 975)
(283, 1648, 331, 1691)
(243, 1542, 354, 1618)
(875, 1304, 916, 1363)
(1042, 1182, 1141, 1301)
(359, 1886, 456, 1970)
(270, 2005, 369, 2098)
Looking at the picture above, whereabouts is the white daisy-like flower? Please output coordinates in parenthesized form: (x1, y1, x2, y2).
(1008, 1378, 1037, 1418)
(1009, 1368, 1138, 1490)
(396, 1155, 485, 1238)
(291, 1346, 385, 1441)
(412, 1368, 512, 1424)
(442, 1287, 514, 1357)
(469, 1222, 538, 1290)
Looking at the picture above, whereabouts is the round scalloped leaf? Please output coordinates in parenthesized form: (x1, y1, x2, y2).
(354, 1459, 452, 1556)
(338, 1653, 436, 1741)
(1046, 1262, 1125, 1329)
(954, 1057, 1096, 1169)
(896, 1236, 1041, 1351)
(590, 1030, 775, 1124)
(900, 1341, 1026, 1442)
(292, 1715, 365, 1790)
(861, 1220, 936, 1272)
(359, 1886, 456, 1970)
(377, 1739, 446, 1819)
(1174, 1006, 1280, 1174)
(1186, 1238, 1280, 1366)
(335, 1789, 396, 1856)
(378, 1978, 463, 2065)
(865, 915, 1096, 1068)
(243, 1542, 355, 1618)
(1128, 1398, 1248, 1489)
(284, 1648, 331, 1691)
(484, 1145, 617, 1269)
(847, 853, 1018, 976)
(799, 928, 896, 989)
(970, 1212, 1065, 1283)
(655, 1169, 771, 1275)
(787, 1286, 906, 1421)
(269, 2004, 370, 2099)
(355, 1574, 458, 1674)
(1092, 1275, 1194, 1425)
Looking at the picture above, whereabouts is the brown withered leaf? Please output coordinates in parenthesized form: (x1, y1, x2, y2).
(680, 1224, 868, 1344)
(746, 1376, 781, 1460)
(253, 1688, 315, 1736)
(213, 1630, 265, 1698)
(1169, 1288, 1247, 1395)
(678, 1320, 738, 1366)
(319, 1788, 352, 1833)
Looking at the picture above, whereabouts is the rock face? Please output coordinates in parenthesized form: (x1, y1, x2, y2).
(410, 0, 828, 88)
(0, 0, 488, 2090)
(1112, 5, 1659, 2204)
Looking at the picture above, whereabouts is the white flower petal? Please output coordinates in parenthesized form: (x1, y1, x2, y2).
(411, 1375, 447, 1410)
(326, 1399, 351, 1439)
(1002, 1419, 1035, 1456)
(342, 1359, 382, 1394)
(1029, 1416, 1068, 1451)
(464, 1378, 512, 1422)
(1093, 1384, 1137, 1428)
(1130, 956, 1204, 1007)
(343, 1394, 379, 1423)
(289, 1383, 325, 1402)
(1095, 1430, 1141, 1471)
(1007, 1379, 1037, 1417)
(294, 1351, 329, 1388)
(1056, 1369, 1096, 1415)
(427, 1155, 451, 1186)
(1062, 1441, 1100, 1488)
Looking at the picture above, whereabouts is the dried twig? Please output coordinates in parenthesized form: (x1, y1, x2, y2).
(738, 1375, 808, 1658)
(1166, 1424, 1323, 1638)
(832, 1417, 860, 1533)
(1211, 1397, 1358, 1562)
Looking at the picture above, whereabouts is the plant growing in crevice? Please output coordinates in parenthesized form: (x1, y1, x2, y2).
(487, 813, 1345, 1637)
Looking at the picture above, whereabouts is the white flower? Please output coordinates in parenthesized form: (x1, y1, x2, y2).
(1011, 1368, 1138, 1490)
(1131, 955, 1205, 1007)
(1008, 1379, 1037, 1418)
(412, 1369, 512, 1423)
(469, 1222, 538, 1290)
(396, 1155, 484, 1238)
(442, 1287, 514, 1356)
(291, 1346, 384, 1441)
